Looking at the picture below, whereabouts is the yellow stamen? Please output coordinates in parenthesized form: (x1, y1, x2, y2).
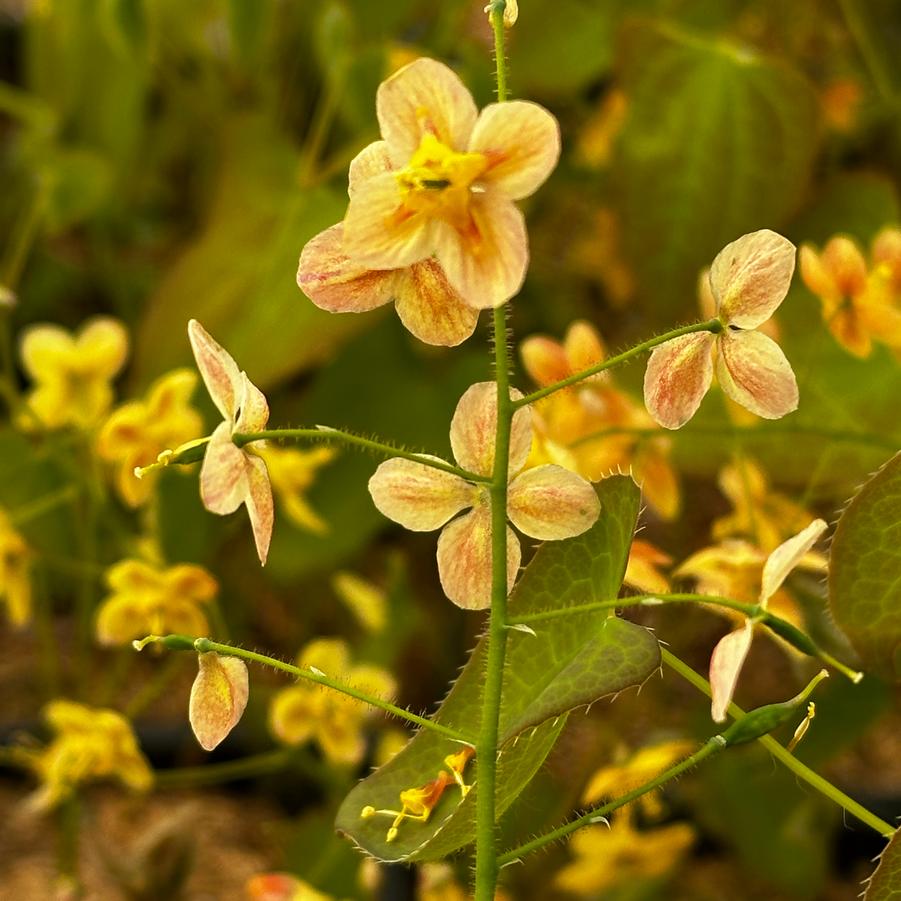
(787, 702, 816, 753)
(444, 746, 475, 797)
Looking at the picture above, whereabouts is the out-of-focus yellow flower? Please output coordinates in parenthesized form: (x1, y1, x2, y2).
(872, 226, 901, 297)
(97, 369, 204, 507)
(0, 509, 33, 628)
(19, 317, 128, 431)
(254, 444, 336, 535)
(332, 571, 387, 633)
(820, 78, 863, 133)
(374, 727, 409, 767)
(95, 558, 218, 646)
(269, 639, 396, 765)
(18, 700, 152, 811)
(624, 540, 672, 595)
(418, 862, 511, 901)
(246, 873, 338, 901)
(576, 89, 628, 169)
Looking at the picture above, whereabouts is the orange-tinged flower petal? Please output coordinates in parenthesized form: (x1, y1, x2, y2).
(822, 235, 868, 297)
(468, 100, 560, 200)
(434, 190, 528, 308)
(564, 320, 605, 373)
(633, 443, 680, 520)
(507, 464, 600, 539)
(710, 230, 796, 329)
(709, 620, 754, 722)
(376, 58, 478, 166)
(643, 332, 715, 429)
(244, 453, 274, 566)
(715, 330, 798, 420)
(449, 381, 531, 477)
(826, 304, 872, 357)
(394, 259, 479, 346)
(760, 518, 827, 606)
(799, 244, 839, 301)
(857, 290, 901, 348)
(348, 140, 393, 197)
(235, 371, 270, 433)
(436, 505, 520, 609)
(189, 652, 249, 751)
(625, 539, 672, 595)
(872, 226, 901, 293)
(521, 336, 570, 386)
(368, 457, 476, 531)
(188, 319, 242, 422)
(297, 223, 397, 313)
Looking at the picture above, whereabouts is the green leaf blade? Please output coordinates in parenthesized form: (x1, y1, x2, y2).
(865, 829, 901, 900)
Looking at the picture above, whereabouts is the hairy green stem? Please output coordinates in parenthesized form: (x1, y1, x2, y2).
(513, 319, 723, 408)
(661, 648, 896, 837)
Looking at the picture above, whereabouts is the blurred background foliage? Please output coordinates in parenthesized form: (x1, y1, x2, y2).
(1, 0, 901, 898)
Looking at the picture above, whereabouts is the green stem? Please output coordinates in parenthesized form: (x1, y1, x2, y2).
(155, 749, 293, 789)
(514, 319, 723, 408)
(661, 648, 896, 837)
(57, 793, 81, 894)
(233, 426, 489, 483)
(837, 0, 897, 103)
(497, 736, 726, 866)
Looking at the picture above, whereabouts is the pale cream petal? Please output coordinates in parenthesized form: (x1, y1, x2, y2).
(200, 422, 247, 515)
(348, 140, 394, 197)
(376, 58, 478, 165)
(188, 320, 242, 421)
(507, 465, 600, 540)
(468, 101, 560, 200)
(709, 620, 754, 723)
(368, 456, 477, 531)
(710, 230, 796, 329)
(436, 505, 520, 609)
(716, 330, 798, 420)
(20, 325, 73, 379)
(520, 336, 570, 386)
(449, 381, 531, 477)
(244, 453, 274, 566)
(234, 371, 269, 433)
(760, 519, 827, 606)
(393, 259, 479, 346)
(434, 191, 528, 309)
(297, 223, 397, 314)
(643, 333, 715, 429)
(189, 653, 249, 751)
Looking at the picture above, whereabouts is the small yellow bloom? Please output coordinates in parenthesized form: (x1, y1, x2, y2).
(97, 369, 204, 507)
(624, 540, 672, 596)
(418, 862, 512, 901)
(246, 873, 338, 901)
(95, 558, 218, 646)
(254, 444, 336, 535)
(576, 89, 628, 169)
(332, 570, 387, 633)
(18, 700, 152, 811)
(19, 317, 128, 431)
(0, 509, 33, 628)
(269, 639, 396, 766)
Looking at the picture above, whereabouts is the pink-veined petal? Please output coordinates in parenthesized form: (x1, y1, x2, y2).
(450, 381, 531, 478)
(434, 191, 528, 309)
(436, 505, 520, 609)
(716, 330, 798, 420)
(394, 259, 479, 346)
(710, 230, 796, 329)
(759, 518, 827, 606)
(468, 101, 560, 200)
(643, 333, 716, 430)
(376, 58, 478, 165)
(188, 320, 242, 422)
(234, 371, 269, 433)
(244, 453, 274, 566)
(520, 336, 570, 386)
(368, 456, 477, 531)
(348, 140, 394, 197)
(200, 422, 247, 515)
(189, 652, 249, 751)
(709, 620, 754, 723)
(507, 465, 600, 540)
(297, 224, 397, 314)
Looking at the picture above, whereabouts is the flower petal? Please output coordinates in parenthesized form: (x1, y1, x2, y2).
(76, 317, 129, 378)
(348, 140, 393, 197)
(716, 330, 798, 420)
(188, 320, 242, 422)
(710, 230, 796, 329)
(450, 381, 531, 477)
(189, 652, 249, 751)
(394, 259, 479, 346)
(564, 320, 605, 373)
(297, 223, 397, 314)
(436, 505, 520, 609)
(760, 518, 827, 605)
(234, 371, 269, 433)
(369, 456, 476, 531)
(20, 325, 73, 379)
(269, 686, 319, 746)
(520, 336, 570, 386)
(507, 465, 600, 540)
(468, 100, 560, 200)
(643, 333, 715, 429)
(164, 564, 218, 602)
(822, 236, 868, 297)
(244, 452, 274, 566)
(299, 637, 351, 674)
(799, 244, 839, 301)
(709, 620, 754, 723)
(376, 58, 478, 165)
(200, 422, 247, 515)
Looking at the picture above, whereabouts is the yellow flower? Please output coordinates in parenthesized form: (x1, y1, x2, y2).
(332, 570, 388, 633)
(269, 639, 396, 765)
(95, 558, 218, 646)
(872, 226, 901, 297)
(18, 700, 152, 811)
(246, 873, 338, 901)
(417, 862, 512, 901)
(624, 540, 672, 596)
(97, 369, 204, 506)
(0, 509, 33, 628)
(19, 317, 128, 431)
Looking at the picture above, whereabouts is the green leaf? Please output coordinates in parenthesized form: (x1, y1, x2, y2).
(865, 830, 901, 900)
(335, 475, 660, 862)
(829, 451, 901, 680)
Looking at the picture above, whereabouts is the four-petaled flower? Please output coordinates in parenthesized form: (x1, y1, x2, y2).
(644, 229, 799, 429)
(188, 320, 274, 566)
(368, 381, 600, 609)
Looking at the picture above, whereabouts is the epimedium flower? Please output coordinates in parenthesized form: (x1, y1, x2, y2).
(189, 651, 250, 751)
(0, 509, 33, 629)
(340, 57, 560, 309)
(95, 559, 218, 646)
(624, 539, 672, 596)
(368, 382, 601, 609)
(246, 873, 338, 901)
(644, 229, 799, 429)
(188, 319, 274, 566)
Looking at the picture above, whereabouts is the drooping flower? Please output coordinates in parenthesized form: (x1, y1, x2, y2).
(0, 509, 33, 628)
(189, 651, 249, 751)
(269, 638, 396, 765)
(97, 368, 204, 506)
(188, 319, 274, 566)
(368, 382, 600, 609)
(644, 230, 798, 429)
(95, 559, 218, 646)
(340, 57, 560, 309)
(19, 317, 128, 431)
